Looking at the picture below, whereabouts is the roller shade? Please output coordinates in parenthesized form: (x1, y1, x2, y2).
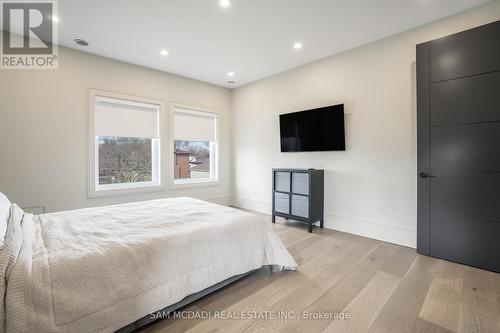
(174, 108, 217, 142)
(95, 97, 159, 139)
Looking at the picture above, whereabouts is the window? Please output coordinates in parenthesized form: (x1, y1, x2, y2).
(172, 106, 219, 186)
(88, 89, 164, 197)
(98, 137, 153, 185)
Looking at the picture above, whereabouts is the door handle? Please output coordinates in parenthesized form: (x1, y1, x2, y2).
(419, 172, 436, 178)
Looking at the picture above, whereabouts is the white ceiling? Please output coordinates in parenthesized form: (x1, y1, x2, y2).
(58, 0, 490, 88)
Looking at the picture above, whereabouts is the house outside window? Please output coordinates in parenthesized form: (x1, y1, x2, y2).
(174, 149, 191, 179)
(171, 106, 219, 187)
(88, 89, 165, 197)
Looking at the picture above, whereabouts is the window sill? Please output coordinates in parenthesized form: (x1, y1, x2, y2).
(88, 183, 165, 198)
(169, 179, 221, 190)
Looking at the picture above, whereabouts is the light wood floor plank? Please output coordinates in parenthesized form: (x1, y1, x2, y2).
(279, 244, 399, 333)
(418, 276, 463, 332)
(323, 271, 401, 333)
(457, 266, 500, 333)
(367, 256, 453, 333)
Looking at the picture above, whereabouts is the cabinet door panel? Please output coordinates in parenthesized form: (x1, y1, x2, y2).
(275, 172, 290, 192)
(292, 172, 309, 195)
(274, 193, 290, 214)
(291, 195, 309, 218)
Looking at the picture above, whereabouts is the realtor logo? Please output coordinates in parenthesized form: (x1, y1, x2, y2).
(1, 0, 58, 69)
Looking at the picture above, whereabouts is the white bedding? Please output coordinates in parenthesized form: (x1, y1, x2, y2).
(0, 193, 10, 247)
(0, 197, 296, 333)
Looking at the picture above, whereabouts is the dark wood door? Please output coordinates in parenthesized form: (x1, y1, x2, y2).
(417, 20, 500, 273)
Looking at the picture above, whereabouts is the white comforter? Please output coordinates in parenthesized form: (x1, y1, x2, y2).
(0, 197, 296, 333)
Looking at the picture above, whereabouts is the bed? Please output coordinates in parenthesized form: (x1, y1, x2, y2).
(0, 194, 297, 333)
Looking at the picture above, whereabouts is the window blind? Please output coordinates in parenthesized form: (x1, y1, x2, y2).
(95, 97, 159, 139)
(174, 108, 217, 142)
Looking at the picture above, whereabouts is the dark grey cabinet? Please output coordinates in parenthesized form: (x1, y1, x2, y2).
(272, 168, 324, 233)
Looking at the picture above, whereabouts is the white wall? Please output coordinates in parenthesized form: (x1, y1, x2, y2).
(231, 2, 500, 248)
(0, 47, 232, 212)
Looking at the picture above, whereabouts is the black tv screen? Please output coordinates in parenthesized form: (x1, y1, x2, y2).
(280, 104, 345, 152)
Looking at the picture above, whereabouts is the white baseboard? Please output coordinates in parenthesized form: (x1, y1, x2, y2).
(230, 195, 416, 248)
(326, 213, 416, 248)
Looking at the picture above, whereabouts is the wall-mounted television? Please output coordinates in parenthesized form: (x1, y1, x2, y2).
(279, 104, 345, 152)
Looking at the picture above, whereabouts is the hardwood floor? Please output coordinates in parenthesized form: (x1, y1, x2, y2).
(143, 215, 500, 333)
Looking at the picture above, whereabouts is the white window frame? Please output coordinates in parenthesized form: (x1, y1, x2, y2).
(169, 103, 221, 189)
(87, 88, 166, 198)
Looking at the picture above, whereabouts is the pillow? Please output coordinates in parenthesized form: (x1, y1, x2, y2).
(0, 192, 11, 247)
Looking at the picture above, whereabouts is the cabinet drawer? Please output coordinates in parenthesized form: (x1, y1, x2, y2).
(291, 195, 309, 218)
(275, 172, 290, 192)
(274, 192, 290, 214)
(292, 172, 309, 195)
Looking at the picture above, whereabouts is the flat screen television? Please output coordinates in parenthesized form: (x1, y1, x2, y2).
(279, 104, 345, 152)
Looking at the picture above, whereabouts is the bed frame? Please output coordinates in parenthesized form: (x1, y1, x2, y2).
(116, 269, 258, 333)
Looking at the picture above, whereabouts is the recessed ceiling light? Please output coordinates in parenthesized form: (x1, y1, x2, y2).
(227, 71, 235, 77)
(160, 49, 169, 56)
(227, 81, 236, 85)
(50, 15, 59, 23)
(74, 38, 88, 46)
(219, 0, 230, 8)
(293, 42, 302, 50)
